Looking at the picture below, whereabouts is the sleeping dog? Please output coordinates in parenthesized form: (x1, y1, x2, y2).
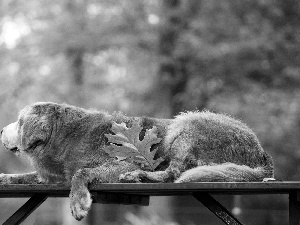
(1, 102, 274, 220)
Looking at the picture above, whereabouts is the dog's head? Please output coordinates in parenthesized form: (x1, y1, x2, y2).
(1, 102, 88, 156)
(1, 102, 61, 155)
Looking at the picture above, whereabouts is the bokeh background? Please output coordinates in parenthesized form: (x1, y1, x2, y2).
(1, 0, 300, 224)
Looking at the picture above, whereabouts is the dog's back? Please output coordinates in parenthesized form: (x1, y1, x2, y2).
(162, 111, 273, 182)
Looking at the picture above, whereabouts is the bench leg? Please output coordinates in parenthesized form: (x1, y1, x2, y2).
(3, 194, 48, 225)
(193, 193, 243, 225)
(289, 191, 300, 225)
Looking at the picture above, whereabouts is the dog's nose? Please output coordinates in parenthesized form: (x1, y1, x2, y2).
(0, 129, 3, 135)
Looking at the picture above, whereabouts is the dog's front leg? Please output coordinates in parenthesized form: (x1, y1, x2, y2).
(69, 160, 138, 221)
(0, 171, 41, 184)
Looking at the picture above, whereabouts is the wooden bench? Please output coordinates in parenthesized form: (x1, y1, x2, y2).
(1, 182, 300, 225)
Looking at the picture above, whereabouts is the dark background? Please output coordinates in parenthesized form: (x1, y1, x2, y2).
(0, 0, 299, 224)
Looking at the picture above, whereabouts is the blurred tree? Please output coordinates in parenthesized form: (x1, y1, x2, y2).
(155, 0, 182, 117)
(155, 0, 201, 117)
(64, 0, 86, 106)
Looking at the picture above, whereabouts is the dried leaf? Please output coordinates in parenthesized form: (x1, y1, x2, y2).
(104, 121, 163, 171)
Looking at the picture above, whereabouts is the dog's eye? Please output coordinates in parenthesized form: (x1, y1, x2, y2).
(29, 140, 44, 150)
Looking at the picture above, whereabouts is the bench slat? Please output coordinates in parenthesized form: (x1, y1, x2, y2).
(0, 182, 299, 225)
(0, 182, 299, 197)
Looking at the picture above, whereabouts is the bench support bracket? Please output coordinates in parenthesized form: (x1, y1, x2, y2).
(3, 194, 48, 225)
(92, 192, 149, 206)
(193, 193, 243, 225)
(289, 191, 300, 225)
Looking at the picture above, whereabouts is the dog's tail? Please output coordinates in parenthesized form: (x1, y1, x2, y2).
(175, 163, 273, 183)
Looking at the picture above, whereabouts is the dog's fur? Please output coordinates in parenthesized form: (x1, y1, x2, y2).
(1, 102, 274, 220)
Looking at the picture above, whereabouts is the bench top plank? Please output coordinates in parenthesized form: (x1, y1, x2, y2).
(0, 182, 299, 197)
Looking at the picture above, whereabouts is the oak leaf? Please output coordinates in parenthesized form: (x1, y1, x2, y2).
(104, 121, 163, 171)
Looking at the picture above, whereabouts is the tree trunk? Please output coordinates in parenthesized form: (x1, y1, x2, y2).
(66, 47, 86, 107)
(154, 0, 181, 118)
(155, 0, 201, 117)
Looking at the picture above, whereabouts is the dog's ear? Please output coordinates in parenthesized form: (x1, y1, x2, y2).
(19, 109, 54, 152)
(20, 114, 44, 148)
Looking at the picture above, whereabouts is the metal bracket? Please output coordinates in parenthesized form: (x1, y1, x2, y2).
(3, 194, 48, 225)
(289, 191, 300, 225)
(193, 193, 243, 225)
(91, 192, 149, 206)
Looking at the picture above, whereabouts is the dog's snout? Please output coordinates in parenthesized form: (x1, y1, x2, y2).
(0, 129, 3, 135)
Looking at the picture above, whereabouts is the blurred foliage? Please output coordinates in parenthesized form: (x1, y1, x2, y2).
(0, 0, 300, 224)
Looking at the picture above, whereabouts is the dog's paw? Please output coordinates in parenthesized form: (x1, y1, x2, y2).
(69, 187, 92, 221)
(119, 170, 145, 183)
(262, 178, 277, 182)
